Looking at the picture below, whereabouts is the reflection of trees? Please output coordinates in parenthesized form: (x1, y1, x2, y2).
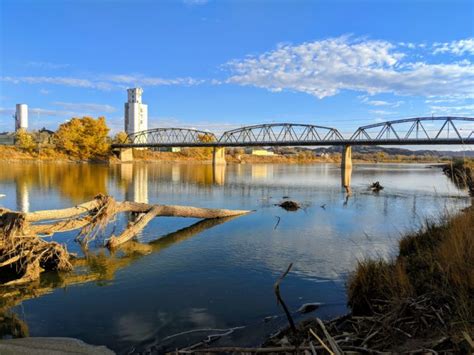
(0, 164, 109, 204)
(0, 217, 232, 338)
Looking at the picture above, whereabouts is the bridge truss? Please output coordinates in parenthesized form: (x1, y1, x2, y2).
(123, 128, 217, 146)
(218, 123, 343, 145)
(351, 117, 474, 144)
(113, 117, 474, 148)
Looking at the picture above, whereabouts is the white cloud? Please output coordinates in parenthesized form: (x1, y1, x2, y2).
(39, 89, 50, 95)
(226, 36, 474, 99)
(429, 104, 474, 114)
(183, 0, 209, 5)
(433, 38, 474, 55)
(1, 74, 204, 91)
(53, 102, 117, 113)
(369, 109, 396, 116)
(360, 96, 404, 107)
(26, 61, 70, 69)
(1, 76, 112, 90)
(104, 74, 204, 87)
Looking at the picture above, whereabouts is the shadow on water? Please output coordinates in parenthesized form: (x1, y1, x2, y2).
(0, 217, 233, 340)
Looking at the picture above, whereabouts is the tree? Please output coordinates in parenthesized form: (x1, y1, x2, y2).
(54, 116, 110, 159)
(15, 129, 36, 153)
(113, 131, 130, 144)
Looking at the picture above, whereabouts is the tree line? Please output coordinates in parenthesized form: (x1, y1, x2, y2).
(15, 116, 127, 160)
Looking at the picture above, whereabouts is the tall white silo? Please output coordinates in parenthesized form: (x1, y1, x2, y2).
(15, 104, 28, 131)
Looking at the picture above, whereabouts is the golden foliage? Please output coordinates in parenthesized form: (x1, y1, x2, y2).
(54, 116, 110, 159)
(14, 129, 36, 153)
(181, 133, 216, 158)
(113, 131, 130, 144)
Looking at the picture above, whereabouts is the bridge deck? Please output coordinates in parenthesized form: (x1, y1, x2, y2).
(112, 138, 474, 148)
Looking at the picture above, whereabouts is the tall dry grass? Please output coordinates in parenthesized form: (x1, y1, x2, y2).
(348, 207, 474, 327)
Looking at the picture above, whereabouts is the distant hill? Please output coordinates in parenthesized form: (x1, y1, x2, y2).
(311, 146, 474, 158)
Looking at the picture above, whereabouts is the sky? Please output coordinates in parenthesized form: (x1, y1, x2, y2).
(0, 0, 473, 143)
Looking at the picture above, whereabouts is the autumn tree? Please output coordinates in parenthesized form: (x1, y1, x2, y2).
(112, 131, 130, 144)
(15, 129, 36, 153)
(54, 116, 110, 159)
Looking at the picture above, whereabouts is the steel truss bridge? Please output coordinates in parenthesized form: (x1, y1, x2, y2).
(112, 117, 474, 148)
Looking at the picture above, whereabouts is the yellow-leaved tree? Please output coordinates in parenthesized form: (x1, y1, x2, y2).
(112, 131, 130, 144)
(54, 116, 110, 159)
(15, 129, 37, 153)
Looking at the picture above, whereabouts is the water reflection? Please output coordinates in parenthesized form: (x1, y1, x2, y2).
(0, 163, 109, 206)
(16, 180, 30, 212)
(121, 164, 149, 203)
(0, 162, 470, 352)
(0, 217, 231, 339)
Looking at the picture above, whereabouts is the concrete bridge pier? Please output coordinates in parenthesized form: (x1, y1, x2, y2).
(341, 145, 352, 189)
(212, 147, 226, 166)
(118, 148, 134, 162)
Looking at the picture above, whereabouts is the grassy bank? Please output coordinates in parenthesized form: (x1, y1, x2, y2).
(262, 207, 474, 353)
(0, 145, 114, 163)
(2, 145, 467, 165)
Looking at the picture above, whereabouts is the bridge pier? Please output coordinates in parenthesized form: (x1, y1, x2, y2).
(118, 148, 134, 162)
(341, 145, 352, 189)
(212, 147, 226, 166)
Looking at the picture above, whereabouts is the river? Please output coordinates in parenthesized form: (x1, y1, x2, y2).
(0, 162, 470, 353)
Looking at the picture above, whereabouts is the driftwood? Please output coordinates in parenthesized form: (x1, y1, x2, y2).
(274, 263, 297, 335)
(0, 194, 250, 286)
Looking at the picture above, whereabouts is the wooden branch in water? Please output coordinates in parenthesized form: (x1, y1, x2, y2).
(107, 205, 249, 248)
(1, 194, 250, 286)
(28, 217, 92, 235)
(117, 201, 251, 219)
(273, 262, 297, 335)
(24, 199, 102, 222)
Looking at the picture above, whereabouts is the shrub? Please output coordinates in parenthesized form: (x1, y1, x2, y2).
(54, 116, 110, 159)
(15, 129, 36, 153)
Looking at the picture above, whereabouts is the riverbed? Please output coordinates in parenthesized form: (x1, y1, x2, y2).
(0, 162, 470, 353)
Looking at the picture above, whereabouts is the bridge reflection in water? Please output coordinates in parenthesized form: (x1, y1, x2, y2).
(118, 163, 228, 204)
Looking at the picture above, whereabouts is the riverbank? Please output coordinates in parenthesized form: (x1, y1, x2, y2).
(257, 205, 474, 354)
(0, 145, 463, 165)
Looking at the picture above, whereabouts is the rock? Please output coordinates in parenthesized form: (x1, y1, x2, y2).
(370, 181, 384, 192)
(277, 200, 300, 211)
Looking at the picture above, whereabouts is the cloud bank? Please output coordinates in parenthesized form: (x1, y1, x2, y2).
(225, 36, 474, 100)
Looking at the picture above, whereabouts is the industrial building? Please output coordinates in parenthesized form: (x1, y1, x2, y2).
(15, 104, 28, 131)
(124, 88, 148, 138)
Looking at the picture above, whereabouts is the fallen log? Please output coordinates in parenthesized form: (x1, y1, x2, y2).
(1, 195, 251, 286)
(107, 204, 250, 248)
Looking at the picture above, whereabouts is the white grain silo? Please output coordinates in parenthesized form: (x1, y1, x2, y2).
(15, 104, 28, 131)
(124, 88, 148, 136)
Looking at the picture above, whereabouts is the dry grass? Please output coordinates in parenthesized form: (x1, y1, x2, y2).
(348, 207, 474, 332)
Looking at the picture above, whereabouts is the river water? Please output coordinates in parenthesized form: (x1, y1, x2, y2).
(0, 162, 470, 353)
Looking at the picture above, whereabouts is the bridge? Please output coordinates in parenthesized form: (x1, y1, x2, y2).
(112, 116, 474, 188)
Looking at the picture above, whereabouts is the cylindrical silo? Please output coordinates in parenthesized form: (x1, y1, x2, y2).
(15, 104, 28, 131)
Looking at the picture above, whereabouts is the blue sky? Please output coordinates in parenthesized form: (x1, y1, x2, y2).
(1, 0, 473, 140)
